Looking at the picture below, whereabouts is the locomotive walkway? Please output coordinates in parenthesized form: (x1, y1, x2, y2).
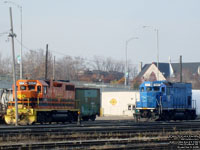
(0, 120, 200, 149)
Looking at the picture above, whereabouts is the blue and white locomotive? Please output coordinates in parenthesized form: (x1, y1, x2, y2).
(135, 81, 196, 121)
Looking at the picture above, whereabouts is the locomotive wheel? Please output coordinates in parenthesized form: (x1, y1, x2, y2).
(185, 112, 191, 120)
(142, 111, 148, 118)
(37, 112, 45, 124)
(68, 115, 72, 123)
(90, 115, 96, 121)
(82, 117, 89, 121)
(151, 112, 156, 120)
(135, 115, 139, 122)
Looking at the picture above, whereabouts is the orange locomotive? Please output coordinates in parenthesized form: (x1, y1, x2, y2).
(5, 79, 80, 125)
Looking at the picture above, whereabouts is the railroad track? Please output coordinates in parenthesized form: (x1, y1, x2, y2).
(0, 120, 200, 150)
(0, 137, 171, 150)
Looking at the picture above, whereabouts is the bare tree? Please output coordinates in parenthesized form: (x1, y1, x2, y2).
(23, 49, 53, 79)
(92, 56, 124, 72)
(55, 56, 86, 81)
(0, 53, 12, 75)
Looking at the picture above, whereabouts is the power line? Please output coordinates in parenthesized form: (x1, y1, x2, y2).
(14, 38, 139, 66)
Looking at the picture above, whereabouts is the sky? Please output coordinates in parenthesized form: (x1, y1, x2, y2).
(0, 0, 200, 66)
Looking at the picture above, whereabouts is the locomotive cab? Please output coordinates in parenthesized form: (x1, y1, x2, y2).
(8, 80, 48, 109)
(135, 81, 164, 120)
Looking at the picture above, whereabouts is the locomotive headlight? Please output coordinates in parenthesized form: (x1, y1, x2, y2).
(151, 110, 153, 112)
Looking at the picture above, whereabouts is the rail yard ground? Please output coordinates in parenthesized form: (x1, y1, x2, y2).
(0, 116, 200, 150)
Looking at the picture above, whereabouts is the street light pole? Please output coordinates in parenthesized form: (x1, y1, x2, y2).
(124, 37, 138, 86)
(5, 1, 23, 79)
(143, 26, 160, 81)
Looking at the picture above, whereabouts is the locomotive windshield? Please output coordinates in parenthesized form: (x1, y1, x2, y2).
(28, 85, 35, 90)
(20, 86, 26, 90)
(146, 87, 152, 91)
(153, 86, 160, 91)
(140, 87, 144, 92)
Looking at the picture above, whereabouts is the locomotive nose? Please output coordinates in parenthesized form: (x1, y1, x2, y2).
(141, 93, 157, 108)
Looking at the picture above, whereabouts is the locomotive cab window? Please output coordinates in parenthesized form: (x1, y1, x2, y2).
(43, 86, 47, 94)
(161, 87, 165, 93)
(66, 85, 75, 91)
(53, 82, 62, 87)
(28, 85, 35, 90)
(146, 87, 152, 92)
(37, 86, 41, 93)
(20, 86, 26, 90)
(140, 87, 144, 92)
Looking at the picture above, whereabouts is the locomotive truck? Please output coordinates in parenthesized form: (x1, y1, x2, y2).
(134, 81, 197, 121)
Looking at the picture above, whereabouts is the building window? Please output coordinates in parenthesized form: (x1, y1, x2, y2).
(128, 105, 131, 110)
(198, 66, 200, 75)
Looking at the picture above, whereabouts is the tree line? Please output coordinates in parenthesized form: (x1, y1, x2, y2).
(0, 50, 138, 84)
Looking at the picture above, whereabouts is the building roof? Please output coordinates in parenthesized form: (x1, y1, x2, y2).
(155, 63, 170, 78)
(172, 62, 200, 74)
(137, 62, 200, 79)
(137, 64, 151, 78)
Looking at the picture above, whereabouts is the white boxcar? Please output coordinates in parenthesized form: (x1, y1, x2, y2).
(101, 91, 139, 117)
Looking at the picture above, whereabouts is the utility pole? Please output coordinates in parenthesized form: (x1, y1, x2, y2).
(9, 7, 18, 126)
(155, 29, 159, 81)
(20, 5, 22, 79)
(45, 44, 48, 80)
(180, 55, 182, 82)
(4, 1, 23, 79)
(53, 56, 55, 80)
